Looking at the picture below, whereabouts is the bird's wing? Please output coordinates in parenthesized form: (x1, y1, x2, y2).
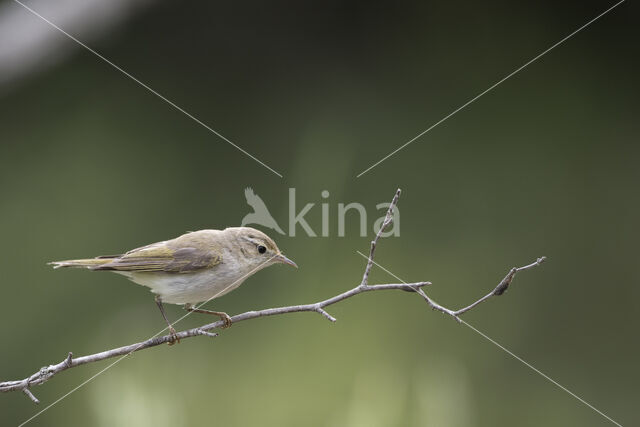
(244, 187, 270, 212)
(92, 241, 222, 273)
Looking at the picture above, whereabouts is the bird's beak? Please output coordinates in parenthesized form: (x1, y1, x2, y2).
(276, 254, 298, 268)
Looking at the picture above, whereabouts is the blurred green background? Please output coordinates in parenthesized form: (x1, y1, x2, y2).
(0, 0, 637, 426)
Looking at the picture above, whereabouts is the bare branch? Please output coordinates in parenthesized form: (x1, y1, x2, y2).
(315, 307, 337, 322)
(361, 188, 400, 287)
(0, 189, 545, 402)
(452, 257, 546, 317)
(22, 388, 39, 404)
(196, 330, 219, 339)
(412, 256, 546, 322)
(64, 352, 73, 368)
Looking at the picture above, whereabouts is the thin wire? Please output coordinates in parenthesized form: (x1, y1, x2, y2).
(12, 0, 283, 178)
(19, 254, 279, 426)
(355, 250, 623, 426)
(356, 0, 626, 177)
(461, 320, 623, 427)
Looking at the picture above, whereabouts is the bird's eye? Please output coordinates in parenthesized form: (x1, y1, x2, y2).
(257, 245, 267, 254)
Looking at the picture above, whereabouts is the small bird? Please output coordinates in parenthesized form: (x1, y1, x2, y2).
(241, 187, 285, 234)
(50, 227, 297, 343)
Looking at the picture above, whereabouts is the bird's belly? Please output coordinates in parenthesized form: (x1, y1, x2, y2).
(120, 268, 246, 305)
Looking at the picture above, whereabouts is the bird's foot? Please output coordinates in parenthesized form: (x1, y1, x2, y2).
(167, 326, 180, 345)
(219, 312, 232, 329)
(185, 305, 233, 329)
(184, 304, 233, 329)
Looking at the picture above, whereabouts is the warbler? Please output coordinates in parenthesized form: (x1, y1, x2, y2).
(50, 227, 297, 343)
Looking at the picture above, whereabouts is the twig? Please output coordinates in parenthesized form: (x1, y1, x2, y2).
(22, 388, 39, 404)
(0, 189, 545, 402)
(386, 256, 546, 322)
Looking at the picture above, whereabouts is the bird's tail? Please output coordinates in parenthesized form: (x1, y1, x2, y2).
(49, 256, 118, 270)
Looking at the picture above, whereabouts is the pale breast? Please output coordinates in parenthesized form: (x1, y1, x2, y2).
(120, 258, 248, 305)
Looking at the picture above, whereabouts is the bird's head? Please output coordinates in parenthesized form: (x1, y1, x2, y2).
(226, 227, 297, 271)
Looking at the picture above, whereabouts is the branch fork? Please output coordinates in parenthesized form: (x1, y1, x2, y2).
(0, 189, 545, 403)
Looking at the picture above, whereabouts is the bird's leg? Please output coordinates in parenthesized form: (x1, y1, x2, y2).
(155, 296, 179, 345)
(184, 303, 233, 329)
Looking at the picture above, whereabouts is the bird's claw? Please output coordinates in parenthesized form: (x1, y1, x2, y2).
(220, 313, 232, 329)
(167, 326, 180, 345)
